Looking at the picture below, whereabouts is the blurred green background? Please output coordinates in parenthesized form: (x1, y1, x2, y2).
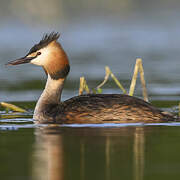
(1, 0, 180, 101)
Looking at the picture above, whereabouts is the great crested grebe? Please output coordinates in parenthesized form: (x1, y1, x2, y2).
(7, 32, 175, 123)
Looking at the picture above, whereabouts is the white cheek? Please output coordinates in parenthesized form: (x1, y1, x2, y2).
(30, 56, 43, 65)
(30, 48, 49, 66)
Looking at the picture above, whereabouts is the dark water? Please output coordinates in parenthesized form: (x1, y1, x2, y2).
(1, 123, 180, 180)
(1, 0, 180, 179)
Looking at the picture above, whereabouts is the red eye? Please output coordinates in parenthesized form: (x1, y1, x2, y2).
(37, 52, 41, 55)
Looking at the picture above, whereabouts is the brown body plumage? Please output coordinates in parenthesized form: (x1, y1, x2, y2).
(7, 32, 176, 124)
(36, 94, 174, 124)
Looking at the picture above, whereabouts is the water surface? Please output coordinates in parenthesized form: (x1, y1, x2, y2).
(1, 121, 180, 180)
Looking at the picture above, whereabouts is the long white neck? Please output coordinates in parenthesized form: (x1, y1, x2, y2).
(33, 74, 65, 120)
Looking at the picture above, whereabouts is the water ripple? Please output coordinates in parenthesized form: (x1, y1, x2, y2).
(1, 121, 180, 131)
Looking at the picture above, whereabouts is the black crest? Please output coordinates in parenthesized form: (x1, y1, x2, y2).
(28, 32, 60, 55)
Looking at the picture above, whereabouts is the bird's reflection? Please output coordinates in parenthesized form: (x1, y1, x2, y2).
(32, 126, 65, 180)
(32, 125, 146, 180)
